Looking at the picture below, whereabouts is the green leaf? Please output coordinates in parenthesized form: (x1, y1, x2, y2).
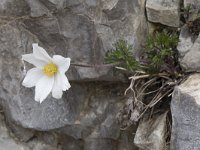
(144, 31, 179, 74)
(105, 40, 139, 72)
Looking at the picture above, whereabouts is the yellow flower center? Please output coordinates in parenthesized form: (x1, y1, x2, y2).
(43, 63, 58, 77)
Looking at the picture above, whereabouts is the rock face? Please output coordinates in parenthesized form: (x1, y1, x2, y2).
(146, 0, 180, 27)
(0, 0, 147, 130)
(22, 0, 147, 81)
(171, 74, 200, 150)
(0, 0, 149, 149)
(0, 0, 148, 81)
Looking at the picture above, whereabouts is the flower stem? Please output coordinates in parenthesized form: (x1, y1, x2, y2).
(71, 62, 121, 68)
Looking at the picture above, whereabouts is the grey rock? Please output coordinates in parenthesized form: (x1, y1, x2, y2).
(27, 139, 58, 150)
(118, 126, 139, 150)
(146, 0, 180, 27)
(0, 0, 30, 17)
(0, 23, 84, 130)
(58, 125, 93, 139)
(6, 119, 35, 142)
(0, 113, 28, 150)
(134, 112, 168, 150)
(177, 25, 194, 58)
(0, 0, 148, 81)
(25, 0, 50, 17)
(58, 134, 83, 150)
(0, 24, 126, 132)
(171, 73, 200, 150)
(36, 132, 58, 147)
(1, 51, 85, 130)
(180, 34, 200, 72)
(0, 17, 133, 132)
(58, 112, 120, 139)
(84, 138, 118, 150)
(0, 0, 147, 149)
(58, 83, 125, 140)
(0, 112, 58, 150)
(22, 0, 147, 80)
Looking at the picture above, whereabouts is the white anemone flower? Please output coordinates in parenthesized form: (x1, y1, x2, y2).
(22, 43, 71, 103)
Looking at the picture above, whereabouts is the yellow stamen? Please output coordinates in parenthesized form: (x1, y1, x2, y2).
(43, 63, 58, 77)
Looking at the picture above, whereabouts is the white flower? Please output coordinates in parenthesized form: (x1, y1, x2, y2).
(22, 43, 71, 103)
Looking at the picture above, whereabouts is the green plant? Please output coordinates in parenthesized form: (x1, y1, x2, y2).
(105, 31, 179, 75)
(144, 31, 179, 74)
(105, 31, 182, 130)
(105, 40, 139, 72)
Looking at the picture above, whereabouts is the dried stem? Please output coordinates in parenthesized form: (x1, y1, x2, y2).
(71, 62, 120, 68)
(119, 71, 181, 129)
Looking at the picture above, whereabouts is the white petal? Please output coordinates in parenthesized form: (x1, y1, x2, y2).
(59, 72, 71, 91)
(52, 74, 63, 99)
(32, 43, 52, 63)
(53, 55, 70, 73)
(22, 54, 46, 68)
(35, 76, 54, 103)
(22, 68, 43, 88)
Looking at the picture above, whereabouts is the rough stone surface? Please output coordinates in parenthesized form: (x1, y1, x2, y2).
(171, 73, 200, 150)
(0, 0, 147, 149)
(7, 119, 35, 142)
(146, 0, 180, 27)
(58, 134, 83, 150)
(180, 34, 200, 72)
(84, 139, 118, 150)
(0, 0, 30, 17)
(0, 0, 148, 81)
(0, 0, 148, 129)
(0, 111, 139, 150)
(59, 83, 125, 140)
(0, 112, 58, 150)
(13, 0, 147, 81)
(0, 113, 27, 150)
(134, 112, 168, 150)
(177, 25, 194, 58)
(1, 55, 125, 132)
(118, 126, 139, 150)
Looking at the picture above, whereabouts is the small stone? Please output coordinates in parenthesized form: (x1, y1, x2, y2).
(146, 0, 180, 27)
(180, 34, 200, 72)
(177, 25, 194, 58)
